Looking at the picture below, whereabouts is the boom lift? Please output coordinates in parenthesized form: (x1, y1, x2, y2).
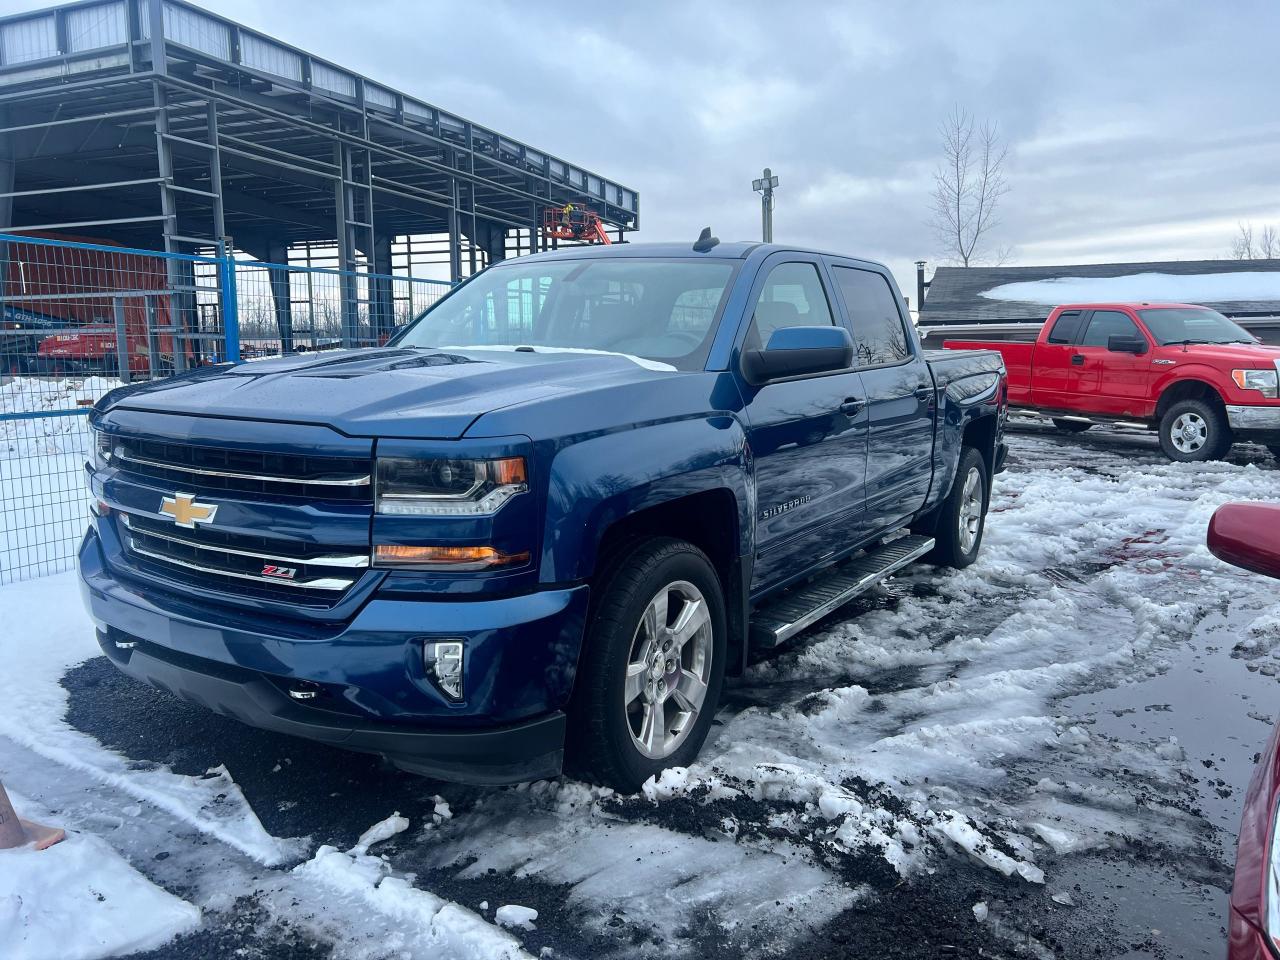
(541, 205, 612, 245)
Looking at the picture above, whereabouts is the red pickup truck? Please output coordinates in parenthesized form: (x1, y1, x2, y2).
(944, 302, 1280, 462)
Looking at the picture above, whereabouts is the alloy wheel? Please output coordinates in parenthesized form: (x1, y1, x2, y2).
(957, 465, 984, 554)
(623, 580, 714, 760)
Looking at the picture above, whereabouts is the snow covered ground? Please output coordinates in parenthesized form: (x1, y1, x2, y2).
(0, 422, 1276, 959)
(1, 375, 120, 583)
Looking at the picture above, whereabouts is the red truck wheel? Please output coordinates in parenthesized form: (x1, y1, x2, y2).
(1158, 399, 1231, 462)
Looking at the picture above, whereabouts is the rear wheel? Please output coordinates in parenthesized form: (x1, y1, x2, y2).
(1051, 418, 1092, 433)
(1158, 398, 1231, 462)
(926, 446, 988, 569)
(568, 537, 726, 792)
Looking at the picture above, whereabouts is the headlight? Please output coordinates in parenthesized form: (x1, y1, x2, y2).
(1232, 368, 1279, 398)
(90, 424, 113, 470)
(375, 456, 528, 516)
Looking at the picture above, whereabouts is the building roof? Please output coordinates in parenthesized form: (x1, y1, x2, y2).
(920, 259, 1280, 324)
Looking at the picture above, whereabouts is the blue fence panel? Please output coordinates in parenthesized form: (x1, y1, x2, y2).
(0, 231, 453, 584)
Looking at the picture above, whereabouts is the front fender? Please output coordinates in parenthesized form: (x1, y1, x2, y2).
(1153, 364, 1236, 405)
(540, 416, 752, 584)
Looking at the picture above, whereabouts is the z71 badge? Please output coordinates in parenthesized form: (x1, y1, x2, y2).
(761, 495, 811, 520)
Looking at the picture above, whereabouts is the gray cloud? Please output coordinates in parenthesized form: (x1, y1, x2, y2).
(14, 0, 1278, 295)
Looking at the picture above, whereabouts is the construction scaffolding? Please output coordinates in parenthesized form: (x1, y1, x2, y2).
(0, 0, 639, 315)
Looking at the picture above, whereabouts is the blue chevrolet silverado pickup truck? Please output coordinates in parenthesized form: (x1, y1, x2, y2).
(79, 235, 1007, 791)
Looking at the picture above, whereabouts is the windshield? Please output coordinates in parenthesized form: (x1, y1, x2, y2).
(395, 258, 737, 371)
(1138, 307, 1255, 345)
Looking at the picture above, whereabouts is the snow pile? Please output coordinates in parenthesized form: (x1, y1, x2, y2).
(0, 375, 118, 457)
(0, 794, 199, 960)
(979, 270, 1280, 305)
(494, 904, 538, 930)
(292, 822, 532, 960)
(350, 812, 409, 855)
(0, 573, 300, 864)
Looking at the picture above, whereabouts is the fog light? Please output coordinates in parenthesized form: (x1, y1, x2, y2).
(424, 640, 464, 701)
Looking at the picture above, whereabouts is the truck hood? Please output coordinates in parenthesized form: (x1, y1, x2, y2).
(103, 347, 682, 438)
(1169, 342, 1280, 365)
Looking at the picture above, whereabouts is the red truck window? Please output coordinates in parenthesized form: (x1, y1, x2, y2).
(1046, 310, 1084, 344)
(1080, 310, 1142, 347)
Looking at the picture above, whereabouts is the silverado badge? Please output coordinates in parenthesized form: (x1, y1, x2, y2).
(159, 492, 218, 529)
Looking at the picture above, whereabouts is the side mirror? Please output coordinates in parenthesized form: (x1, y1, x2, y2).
(743, 326, 853, 385)
(1208, 503, 1280, 580)
(1107, 335, 1148, 355)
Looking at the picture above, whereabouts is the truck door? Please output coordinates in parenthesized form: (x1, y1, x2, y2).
(1031, 309, 1085, 411)
(828, 262, 934, 537)
(739, 255, 870, 593)
(1069, 309, 1154, 417)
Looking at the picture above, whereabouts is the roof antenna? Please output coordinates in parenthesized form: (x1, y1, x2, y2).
(692, 227, 720, 253)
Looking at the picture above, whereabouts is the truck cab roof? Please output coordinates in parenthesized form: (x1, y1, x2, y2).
(514, 239, 895, 276)
(1051, 302, 1205, 312)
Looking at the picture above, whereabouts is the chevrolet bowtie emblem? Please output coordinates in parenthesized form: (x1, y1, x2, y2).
(159, 492, 218, 529)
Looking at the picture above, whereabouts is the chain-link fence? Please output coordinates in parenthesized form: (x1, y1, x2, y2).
(1, 232, 452, 584)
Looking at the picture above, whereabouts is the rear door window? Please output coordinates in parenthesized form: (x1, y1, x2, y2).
(1046, 310, 1084, 344)
(831, 266, 913, 366)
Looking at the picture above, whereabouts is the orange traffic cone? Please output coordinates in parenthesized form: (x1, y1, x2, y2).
(0, 780, 64, 850)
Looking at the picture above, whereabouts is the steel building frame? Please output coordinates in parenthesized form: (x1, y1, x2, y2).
(0, 0, 639, 293)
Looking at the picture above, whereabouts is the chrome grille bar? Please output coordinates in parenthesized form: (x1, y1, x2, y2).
(120, 514, 369, 568)
(114, 451, 371, 487)
(127, 540, 358, 592)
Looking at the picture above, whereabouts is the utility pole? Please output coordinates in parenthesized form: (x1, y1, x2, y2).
(752, 168, 779, 243)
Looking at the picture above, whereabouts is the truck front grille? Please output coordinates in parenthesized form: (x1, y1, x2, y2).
(110, 435, 371, 502)
(119, 512, 368, 606)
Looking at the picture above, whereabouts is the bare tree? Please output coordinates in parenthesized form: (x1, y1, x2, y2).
(1231, 222, 1256, 259)
(1230, 221, 1280, 259)
(1262, 225, 1279, 258)
(930, 106, 1010, 267)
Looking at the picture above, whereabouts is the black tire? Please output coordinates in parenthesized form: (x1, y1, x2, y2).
(1158, 398, 1232, 462)
(1268, 446, 1280, 461)
(567, 537, 727, 792)
(1051, 418, 1092, 433)
(926, 446, 988, 569)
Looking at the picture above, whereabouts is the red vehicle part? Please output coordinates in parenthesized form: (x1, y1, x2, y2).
(540, 206, 612, 245)
(6, 234, 179, 375)
(1210, 503, 1280, 959)
(944, 303, 1280, 460)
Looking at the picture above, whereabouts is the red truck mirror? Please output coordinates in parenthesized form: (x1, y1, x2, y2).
(1107, 335, 1148, 355)
(1208, 502, 1280, 579)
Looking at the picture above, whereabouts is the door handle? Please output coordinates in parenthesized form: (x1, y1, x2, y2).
(913, 386, 934, 401)
(839, 397, 866, 415)
(1071, 353, 1084, 366)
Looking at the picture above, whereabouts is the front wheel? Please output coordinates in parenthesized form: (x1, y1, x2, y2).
(926, 446, 988, 569)
(568, 537, 726, 792)
(1158, 399, 1231, 462)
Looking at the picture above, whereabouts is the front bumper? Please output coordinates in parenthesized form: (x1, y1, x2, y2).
(78, 529, 590, 784)
(1227, 404, 1280, 444)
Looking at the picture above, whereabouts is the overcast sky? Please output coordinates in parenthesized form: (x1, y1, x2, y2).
(17, 0, 1280, 294)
